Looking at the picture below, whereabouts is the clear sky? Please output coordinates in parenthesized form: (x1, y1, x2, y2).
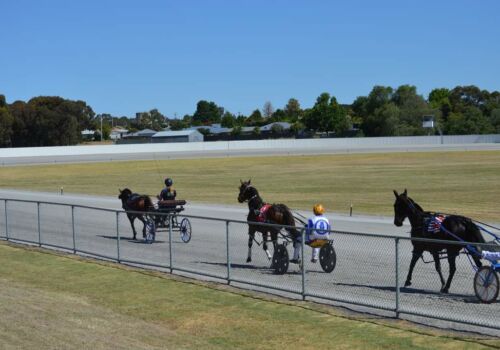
(1, 0, 499, 118)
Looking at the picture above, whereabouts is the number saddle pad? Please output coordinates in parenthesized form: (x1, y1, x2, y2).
(256, 204, 272, 223)
(423, 214, 446, 235)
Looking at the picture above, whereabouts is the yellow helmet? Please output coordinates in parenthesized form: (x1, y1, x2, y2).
(313, 204, 325, 215)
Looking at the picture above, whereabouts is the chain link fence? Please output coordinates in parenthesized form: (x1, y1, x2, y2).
(1, 198, 499, 331)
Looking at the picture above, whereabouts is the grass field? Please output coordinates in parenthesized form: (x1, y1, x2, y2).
(0, 242, 497, 349)
(1, 151, 500, 220)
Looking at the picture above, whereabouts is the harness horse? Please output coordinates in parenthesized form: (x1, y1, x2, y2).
(237, 180, 337, 274)
(393, 189, 485, 293)
(118, 188, 155, 241)
(238, 180, 299, 274)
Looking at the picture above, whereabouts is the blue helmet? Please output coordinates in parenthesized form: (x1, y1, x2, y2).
(165, 178, 173, 187)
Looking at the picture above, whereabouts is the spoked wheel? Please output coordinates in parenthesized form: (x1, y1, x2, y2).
(145, 219, 156, 244)
(319, 243, 336, 273)
(179, 218, 192, 243)
(474, 266, 499, 303)
(272, 244, 289, 275)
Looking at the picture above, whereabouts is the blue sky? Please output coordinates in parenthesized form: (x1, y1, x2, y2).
(1, 0, 499, 117)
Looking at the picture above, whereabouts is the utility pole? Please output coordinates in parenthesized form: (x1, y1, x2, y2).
(100, 115, 103, 141)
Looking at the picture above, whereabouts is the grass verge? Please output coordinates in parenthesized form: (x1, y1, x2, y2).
(1, 151, 500, 220)
(0, 242, 498, 349)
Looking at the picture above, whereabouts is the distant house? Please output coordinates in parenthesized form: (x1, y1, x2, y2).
(152, 130, 204, 143)
(81, 129, 95, 140)
(110, 127, 129, 140)
(116, 128, 156, 144)
(261, 122, 291, 132)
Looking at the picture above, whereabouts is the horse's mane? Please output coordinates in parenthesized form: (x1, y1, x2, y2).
(406, 196, 424, 212)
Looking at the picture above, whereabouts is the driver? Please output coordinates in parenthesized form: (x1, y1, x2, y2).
(159, 178, 177, 208)
(482, 250, 500, 260)
(291, 204, 331, 264)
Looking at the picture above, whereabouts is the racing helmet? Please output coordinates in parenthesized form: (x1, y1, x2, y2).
(313, 204, 325, 215)
(164, 178, 173, 187)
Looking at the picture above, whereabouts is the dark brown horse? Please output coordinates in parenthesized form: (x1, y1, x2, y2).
(238, 180, 298, 263)
(393, 189, 484, 293)
(118, 188, 154, 240)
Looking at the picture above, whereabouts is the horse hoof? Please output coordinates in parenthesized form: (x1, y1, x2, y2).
(404, 281, 411, 287)
(246, 257, 252, 263)
(441, 288, 449, 294)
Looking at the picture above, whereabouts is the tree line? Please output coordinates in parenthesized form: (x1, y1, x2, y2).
(1, 84, 499, 147)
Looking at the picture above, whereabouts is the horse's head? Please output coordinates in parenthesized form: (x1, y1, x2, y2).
(238, 179, 257, 203)
(118, 188, 132, 201)
(393, 189, 410, 227)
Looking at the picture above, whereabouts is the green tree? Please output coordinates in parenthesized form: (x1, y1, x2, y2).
(392, 85, 433, 135)
(231, 125, 242, 137)
(304, 93, 350, 134)
(252, 126, 261, 137)
(0, 95, 13, 146)
(429, 88, 451, 119)
(363, 103, 400, 136)
(490, 109, 500, 133)
(445, 106, 494, 135)
(192, 100, 223, 125)
(221, 111, 236, 128)
(270, 123, 284, 137)
(136, 109, 167, 131)
(284, 98, 302, 121)
(245, 109, 263, 126)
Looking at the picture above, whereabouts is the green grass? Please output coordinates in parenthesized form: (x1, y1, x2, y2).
(1, 151, 500, 220)
(0, 242, 497, 349)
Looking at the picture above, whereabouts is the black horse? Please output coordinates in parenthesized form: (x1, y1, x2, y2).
(238, 180, 298, 263)
(118, 188, 154, 240)
(393, 189, 484, 293)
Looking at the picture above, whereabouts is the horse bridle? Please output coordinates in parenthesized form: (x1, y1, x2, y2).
(240, 184, 258, 202)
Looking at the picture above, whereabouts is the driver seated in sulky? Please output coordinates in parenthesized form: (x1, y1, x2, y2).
(159, 178, 177, 205)
(291, 204, 331, 264)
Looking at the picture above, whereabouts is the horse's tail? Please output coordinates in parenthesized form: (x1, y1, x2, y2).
(464, 218, 485, 244)
(144, 195, 155, 212)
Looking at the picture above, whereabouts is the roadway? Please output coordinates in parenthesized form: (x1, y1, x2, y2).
(0, 189, 498, 335)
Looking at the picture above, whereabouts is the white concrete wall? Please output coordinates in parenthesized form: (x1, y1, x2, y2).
(0, 134, 499, 158)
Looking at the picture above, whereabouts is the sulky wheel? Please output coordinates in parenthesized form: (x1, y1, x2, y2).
(145, 219, 156, 244)
(272, 244, 289, 275)
(474, 266, 499, 303)
(179, 218, 192, 243)
(319, 243, 336, 273)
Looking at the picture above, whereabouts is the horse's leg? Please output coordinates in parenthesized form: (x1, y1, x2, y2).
(442, 251, 458, 293)
(431, 251, 446, 291)
(262, 232, 272, 260)
(128, 214, 137, 240)
(405, 247, 423, 287)
(471, 251, 483, 268)
(138, 215, 147, 238)
(247, 227, 256, 263)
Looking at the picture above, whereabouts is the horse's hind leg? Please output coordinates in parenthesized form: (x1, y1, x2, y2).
(431, 251, 446, 291)
(247, 228, 255, 263)
(405, 247, 423, 287)
(128, 215, 137, 240)
(442, 252, 458, 293)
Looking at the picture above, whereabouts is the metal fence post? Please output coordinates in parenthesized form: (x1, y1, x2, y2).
(37, 202, 41, 247)
(395, 237, 400, 318)
(71, 205, 76, 253)
(169, 214, 173, 273)
(301, 228, 306, 301)
(116, 212, 121, 263)
(5, 200, 9, 240)
(226, 220, 231, 284)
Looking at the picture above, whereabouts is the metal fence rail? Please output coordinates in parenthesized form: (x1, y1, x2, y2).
(1, 198, 499, 331)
